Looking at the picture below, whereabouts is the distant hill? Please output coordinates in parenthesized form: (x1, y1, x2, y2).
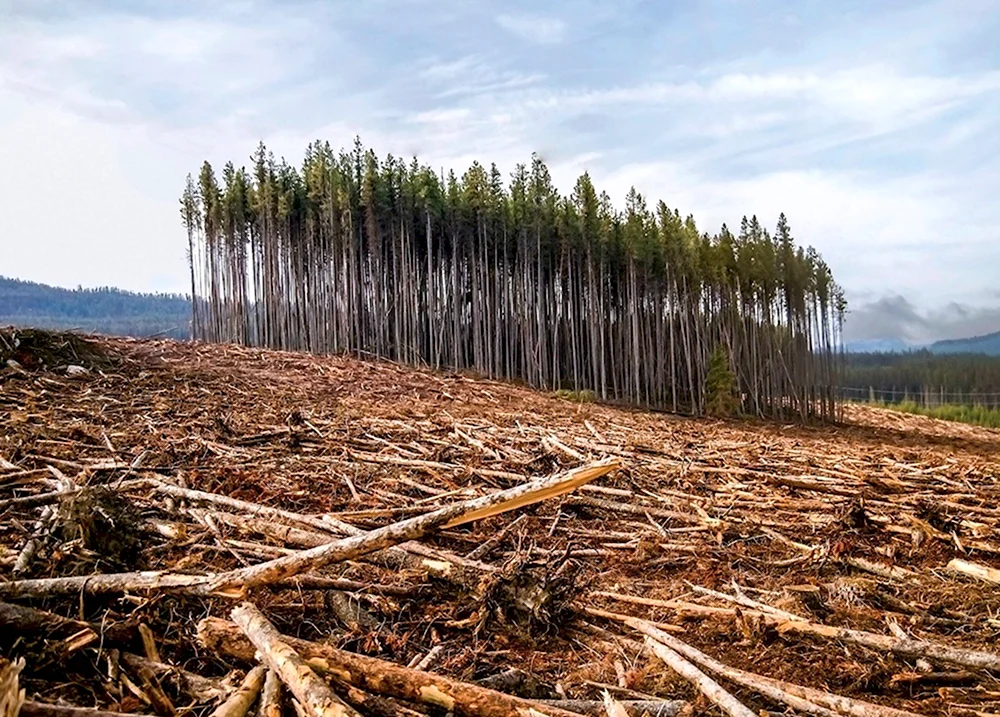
(844, 338, 914, 353)
(929, 330, 1000, 356)
(0, 276, 190, 339)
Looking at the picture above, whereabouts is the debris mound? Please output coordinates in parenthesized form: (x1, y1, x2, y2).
(0, 327, 112, 373)
(56, 487, 146, 569)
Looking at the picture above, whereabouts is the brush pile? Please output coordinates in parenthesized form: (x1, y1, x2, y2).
(2, 328, 1000, 717)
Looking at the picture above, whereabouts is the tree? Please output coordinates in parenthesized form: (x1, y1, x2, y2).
(704, 345, 740, 417)
(180, 140, 846, 421)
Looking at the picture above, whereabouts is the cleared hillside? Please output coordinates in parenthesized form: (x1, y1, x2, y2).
(2, 328, 1000, 716)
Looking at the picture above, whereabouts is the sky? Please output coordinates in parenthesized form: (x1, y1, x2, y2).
(1, 0, 998, 344)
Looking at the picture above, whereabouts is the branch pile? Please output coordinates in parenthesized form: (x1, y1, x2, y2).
(2, 329, 1000, 717)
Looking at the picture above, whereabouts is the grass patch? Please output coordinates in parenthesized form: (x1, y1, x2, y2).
(872, 400, 1000, 429)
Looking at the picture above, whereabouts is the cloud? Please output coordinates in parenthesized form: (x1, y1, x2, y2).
(0, 0, 997, 314)
(495, 13, 567, 44)
(411, 107, 472, 124)
(844, 294, 1000, 343)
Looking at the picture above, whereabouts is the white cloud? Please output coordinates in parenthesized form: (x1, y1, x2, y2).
(522, 65, 1000, 134)
(0, 89, 186, 293)
(592, 161, 998, 309)
(0, 0, 996, 336)
(411, 107, 472, 124)
(495, 13, 567, 44)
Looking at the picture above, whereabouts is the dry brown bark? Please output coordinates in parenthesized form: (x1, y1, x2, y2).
(198, 617, 588, 717)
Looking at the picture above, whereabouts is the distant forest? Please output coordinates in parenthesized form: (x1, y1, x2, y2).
(929, 330, 1000, 356)
(843, 351, 1000, 408)
(0, 276, 190, 339)
(181, 139, 846, 420)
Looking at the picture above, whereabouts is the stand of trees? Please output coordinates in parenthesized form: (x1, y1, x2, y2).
(181, 140, 845, 419)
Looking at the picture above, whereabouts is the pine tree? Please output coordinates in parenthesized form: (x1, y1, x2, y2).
(180, 140, 846, 421)
(704, 345, 740, 417)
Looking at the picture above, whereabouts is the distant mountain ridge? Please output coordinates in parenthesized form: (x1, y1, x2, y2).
(0, 276, 190, 339)
(929, 330, 1000, 356)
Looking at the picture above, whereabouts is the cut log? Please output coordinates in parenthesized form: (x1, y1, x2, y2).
(205, 460, 617, 593)
(639, 636, 756, 717)
(625, 617, 923, 717)
(198, 617, 586, 717)
(946, 558, 1000, 585)
(210, 665, 267, 717)
(0, 571, 224, 599)
(596, 589, 1000, 672)
(259, 670, 283, 717)
(231, 602, 359, 717)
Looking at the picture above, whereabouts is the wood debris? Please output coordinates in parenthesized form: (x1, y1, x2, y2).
(2, 330, 1000, 716)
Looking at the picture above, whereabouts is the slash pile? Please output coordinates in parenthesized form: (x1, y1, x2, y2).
(2, 328, 999, 717)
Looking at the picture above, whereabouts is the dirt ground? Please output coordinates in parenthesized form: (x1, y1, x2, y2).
(2, 329, 999, 716)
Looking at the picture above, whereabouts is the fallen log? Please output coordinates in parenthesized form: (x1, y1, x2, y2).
(0, 571, 223, 599)
(204, 460, 617, 593)
(625, 617, 921, 717)
(0, 461, 616, 599)
(596, 589, 1000, 672)
(259, 670, 283, 717)
(639, 636, 755, 717)
(231, 603, 358, 717)
(0, 601, 132, 644)
(198, 617, 586, 717)
(946, 558, 1000, 585)
(210, 665, 267, 717)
